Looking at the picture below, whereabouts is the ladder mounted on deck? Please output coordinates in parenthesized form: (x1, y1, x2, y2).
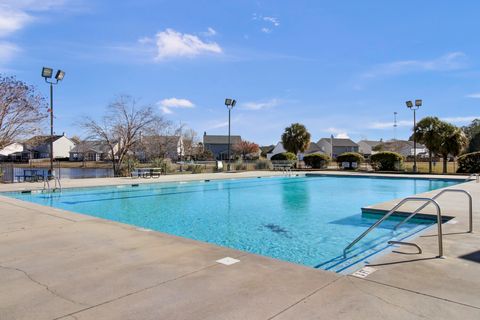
(344, 188, 474, 259)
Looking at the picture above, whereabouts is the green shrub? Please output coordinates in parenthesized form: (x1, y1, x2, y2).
(271, 152, 297, 161)
(457, 152, 480, 173)
(303, 153, 330, 169)
(370, 151, 404, 171)
(255, 159, 272, 170)
(336, 152, 364, 170)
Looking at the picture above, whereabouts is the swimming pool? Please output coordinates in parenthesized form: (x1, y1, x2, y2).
(2, 175, 460, 272)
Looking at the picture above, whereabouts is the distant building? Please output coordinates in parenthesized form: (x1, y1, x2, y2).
(266, 141, 326, 160)
(22, 134, 75, 160)
(69, 141, 117, 161)
(357, 140, 383, 156)
(0, 142, 24, 161)
(317, 138, 359, 158)
(376, 140, 428, 158)
(135, 135, 185, 161)
(203, 132, 242, 160)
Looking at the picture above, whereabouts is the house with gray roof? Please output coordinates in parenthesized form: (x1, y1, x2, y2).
(203, 132, 242, 160)
(22, 134, 75, 160)
(358, 140, 383, 156)
(69, 141, 116, 161)
(317, 138, 359, 159)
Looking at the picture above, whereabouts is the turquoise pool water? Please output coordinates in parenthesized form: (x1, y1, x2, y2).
(3, 175, 459, 272)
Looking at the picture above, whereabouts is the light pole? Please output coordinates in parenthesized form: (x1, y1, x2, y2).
(224, 98, 236, 171)
(406, 99, 422, 173)
(41, 67, 65, 177)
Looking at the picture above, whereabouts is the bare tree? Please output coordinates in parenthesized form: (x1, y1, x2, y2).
(81, 95, 165, 175)
(182, 127, 199, 159)
(0, 75, 47, 149)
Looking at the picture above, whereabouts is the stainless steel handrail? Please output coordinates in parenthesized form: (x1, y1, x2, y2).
(43, 179, 50, 192)
(466, 173, 479, 183)
(394, 189, 472, 233)
(343, 197, 443, 258)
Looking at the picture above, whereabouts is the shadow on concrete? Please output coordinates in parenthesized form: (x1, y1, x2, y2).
(366, 256, 439, 267)
(459, 250, 480, 263)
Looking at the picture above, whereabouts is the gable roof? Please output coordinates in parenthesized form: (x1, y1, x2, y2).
(358, 140, 382, 147)
(318, 138, 358, 147)
(304, 142, 322, 154)
(23, 135, 65, 147)
(203, 135, 242, 145)
(70, 141, 111, 154)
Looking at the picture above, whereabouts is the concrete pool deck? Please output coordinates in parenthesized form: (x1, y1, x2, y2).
(0, 171, 479, 319)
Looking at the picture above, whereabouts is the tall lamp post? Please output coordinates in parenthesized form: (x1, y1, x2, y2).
(224, 98, 236, 171)
(406, 99, 422, 173)
(41, 67, 65, 176)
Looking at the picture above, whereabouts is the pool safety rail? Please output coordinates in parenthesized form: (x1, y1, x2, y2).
(394, 189, 473, 233)
(467, 173, 479, 183)
(343, 197, 444, 258)
(43, 175, 62, 192)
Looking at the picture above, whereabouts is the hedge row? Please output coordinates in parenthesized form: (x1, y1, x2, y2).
(271, 152, 297, 161)
(457, 152, 480, 173)
(303, 153, 330, 169)
(370, 151, 404, 171)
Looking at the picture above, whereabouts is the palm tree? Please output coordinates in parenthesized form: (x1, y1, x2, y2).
(281, 123, 311, 155)
(410, 117, 442, 173)
(438, 123, 468, 174)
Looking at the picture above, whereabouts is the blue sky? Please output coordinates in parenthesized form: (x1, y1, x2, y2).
(1, 0, 480, 145)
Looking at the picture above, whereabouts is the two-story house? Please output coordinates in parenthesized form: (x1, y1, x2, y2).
(203, 132, 242, 160)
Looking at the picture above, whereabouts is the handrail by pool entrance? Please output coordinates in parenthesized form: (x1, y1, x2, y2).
(343, 197, 443, 258)
(394, 189, 472, 233)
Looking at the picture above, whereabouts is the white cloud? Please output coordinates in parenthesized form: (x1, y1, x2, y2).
(208, 120, 229, 129)
(263, 16, 280, 27)
(369, 116, 479, 129)
(441, 116, 479, 124)
(335, 133, 350, 139)
(253, 14, 280, 33)
(369, 120, 411, 129)
(148, 28, 222, 61)
(362, 52, 467, 79)
(158, 97, 195, 114)
(0, 8, 31, 36)
(202, 27, 217, 36)
(0, 0, 69, 36)
(466, 93, 480, 98)
(241, 98, 280, 110)
(0, 41, 20, 61)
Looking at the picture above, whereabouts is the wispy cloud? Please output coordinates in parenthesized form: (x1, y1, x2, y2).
(202, 27, 217, 37)
(0, 41, 20, 61)
(442, 116, 479, 123)
(368, 120, 411, 129)
(253, 14, 280, 34)
(466, 93, 480, 98)
(362, 52, 468, 79)
(335, 133, 350, 139)
(241, 98, 281, 110)
(140, 28, 222, 61)
(158, 97, 195, 114)
(369, 116, 479, 129)
(0, 0, 73, 36)
(322, 127, 350, 138)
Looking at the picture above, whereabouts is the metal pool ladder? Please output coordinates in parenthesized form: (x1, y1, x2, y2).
(344, 188, 474, 259)
(343, 197, 444, 258)
(394, 189, 472, 233)
(43, 175, 62, 192)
